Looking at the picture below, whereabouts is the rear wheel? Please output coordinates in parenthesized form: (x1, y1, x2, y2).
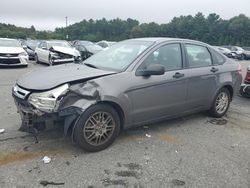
(209, 88, 231, 118)
(74, 104, 120, 152)
(34, 54, 39, 63)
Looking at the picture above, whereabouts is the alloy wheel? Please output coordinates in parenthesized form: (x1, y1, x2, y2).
(215, 92, 229, 114)
(83, 112, 115, 146)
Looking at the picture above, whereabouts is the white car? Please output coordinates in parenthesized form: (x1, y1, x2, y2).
(0, 38, 28, 67)
(35, 40, 81, 66)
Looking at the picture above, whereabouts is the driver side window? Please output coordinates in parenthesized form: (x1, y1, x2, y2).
(139, 43, 182, 71)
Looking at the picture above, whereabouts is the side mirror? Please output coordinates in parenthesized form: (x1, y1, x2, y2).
(136, 64, 165, 76)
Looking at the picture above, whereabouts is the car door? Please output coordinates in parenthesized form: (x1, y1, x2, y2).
(37, 42, 47, 63)
(184, 43, 218, 110)
(128, 43, 189, 124)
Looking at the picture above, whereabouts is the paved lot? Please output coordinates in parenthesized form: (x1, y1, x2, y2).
(0, 61, 250, 188)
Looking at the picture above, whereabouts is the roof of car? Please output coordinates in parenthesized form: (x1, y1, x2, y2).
(128, 37, 208, 45)
(47, 40, 68, 43)
(0, 38, 17, 41)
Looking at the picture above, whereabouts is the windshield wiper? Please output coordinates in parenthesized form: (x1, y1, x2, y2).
(84, 63, 98, 69)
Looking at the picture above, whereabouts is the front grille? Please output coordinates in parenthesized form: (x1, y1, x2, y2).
(0, 58, 20, 64)
(58, 53, 73, 59)
(0, 53, 19, 58)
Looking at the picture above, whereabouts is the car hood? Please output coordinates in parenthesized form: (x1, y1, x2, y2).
(0, 47, 25, 54)
(50, 46, 80, 57)
(17, 63, 116, 90)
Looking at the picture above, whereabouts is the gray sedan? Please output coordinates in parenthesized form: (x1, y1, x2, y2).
(13, 38, 242, 152)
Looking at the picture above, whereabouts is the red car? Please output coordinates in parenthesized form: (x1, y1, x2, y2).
(240, 65, 250, 97)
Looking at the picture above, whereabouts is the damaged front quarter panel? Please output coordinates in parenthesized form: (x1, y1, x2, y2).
(58, 81, 101, 137)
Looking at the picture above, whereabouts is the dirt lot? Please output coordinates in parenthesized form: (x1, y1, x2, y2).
(0, 61, 250, 188)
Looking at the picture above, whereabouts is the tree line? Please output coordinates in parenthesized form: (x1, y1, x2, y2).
(0, 13, 250, 46)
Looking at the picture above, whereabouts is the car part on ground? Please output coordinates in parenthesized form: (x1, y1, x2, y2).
(73, 40, 103, 61)
(0, 38, 28, 67)
(35, 40, 81, 66)
(240, 64, 250, 97)
(12, 38, 242, 152)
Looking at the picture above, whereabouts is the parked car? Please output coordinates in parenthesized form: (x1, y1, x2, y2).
(13, 38, 242, 152)
(224, 46, 250, 60)
(23, 40, 40, 60)
(35, 40, 81, 65)
(213, 46, 233, 58)
(0, 38, 28, 67)
(73, 40, 103, 60)
(96, 40, 116, 48)
(240, 64, 250, 97)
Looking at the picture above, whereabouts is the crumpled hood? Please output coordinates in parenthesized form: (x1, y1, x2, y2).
(50, 46, 80, 57)
(17, 63, 116, 90)
(0, 47, 25, 54)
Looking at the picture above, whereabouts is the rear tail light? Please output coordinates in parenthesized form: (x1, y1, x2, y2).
(238, 64, 242, 74)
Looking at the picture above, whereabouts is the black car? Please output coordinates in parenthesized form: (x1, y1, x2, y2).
(73, 41, 103, 60)
(23, 40, 40, 60)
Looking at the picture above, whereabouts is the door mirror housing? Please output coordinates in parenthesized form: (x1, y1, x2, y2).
(22, 45, 27, 50)
(136, 64, 165, 76)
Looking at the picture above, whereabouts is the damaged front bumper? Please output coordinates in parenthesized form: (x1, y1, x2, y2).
(12, 82, 98, 136)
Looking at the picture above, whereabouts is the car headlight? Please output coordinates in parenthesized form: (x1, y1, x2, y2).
(50, 52, 60, 58)
(28, 84, 69, 112)
(19, 52, 28, 56)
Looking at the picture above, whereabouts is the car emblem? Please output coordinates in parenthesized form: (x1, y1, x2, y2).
(6, 54, 12, 58)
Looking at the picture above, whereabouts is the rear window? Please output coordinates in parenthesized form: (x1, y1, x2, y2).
(212, 49, 226, 65)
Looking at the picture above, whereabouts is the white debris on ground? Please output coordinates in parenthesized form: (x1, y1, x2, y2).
(42, 156, 51, 164)
(145, 134, 151, 138)
(0, 128, 5, 134)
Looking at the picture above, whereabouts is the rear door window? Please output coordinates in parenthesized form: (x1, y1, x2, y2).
(185, 44, 212, 68)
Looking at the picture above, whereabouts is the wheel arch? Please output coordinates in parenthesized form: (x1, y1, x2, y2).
(98, 101, 125, 130)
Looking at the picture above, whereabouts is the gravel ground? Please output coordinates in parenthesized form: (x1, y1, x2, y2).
(0, 60, 250, 188)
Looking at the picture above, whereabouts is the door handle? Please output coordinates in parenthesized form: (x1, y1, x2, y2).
(173, 72, 184, 78)
(210, 67, 219, 73)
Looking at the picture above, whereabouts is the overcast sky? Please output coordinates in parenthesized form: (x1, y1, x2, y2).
(0, 0, 250, 31)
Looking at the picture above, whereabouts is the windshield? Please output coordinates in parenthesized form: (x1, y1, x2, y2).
(47, 42, 71, 48)
(25, 40, 39, 48)
(83, 40, 153, 71)
(79, 41, 93, 45)
(0, 39, 21, 47)
(85, 44, 103, 53)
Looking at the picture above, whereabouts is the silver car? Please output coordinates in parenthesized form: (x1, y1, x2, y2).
(13, 38, 242, 152)
(35, 40, 81, 65)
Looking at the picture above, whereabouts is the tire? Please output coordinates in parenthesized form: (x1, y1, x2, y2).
(209, 88, 231, 118)
(34, 54, 39, 63)
(48, 56, 54, 66)
(74, 104, 121, 152)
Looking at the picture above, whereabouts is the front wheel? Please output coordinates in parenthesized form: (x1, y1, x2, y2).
(74, 104, 121, 152)
(209, 88, 231, 118)
(48, 56, 54, 66)
(35, 54, 39, 63)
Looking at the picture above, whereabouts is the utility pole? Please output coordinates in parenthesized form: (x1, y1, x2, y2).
(65, 16, 68, 40)
(65, 16, 68, 27)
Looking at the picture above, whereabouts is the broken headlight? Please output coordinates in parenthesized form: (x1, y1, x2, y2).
(28, 84, 69, 112)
